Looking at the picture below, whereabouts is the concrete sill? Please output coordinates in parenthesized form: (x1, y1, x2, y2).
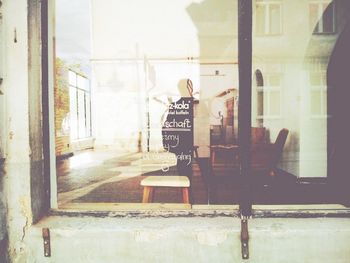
(50, 203, 350, 218)
(51, 204, 241, 218)
(252, 204, 350, 218)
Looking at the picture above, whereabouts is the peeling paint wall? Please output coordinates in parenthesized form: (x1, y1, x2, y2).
(28, 0, 49, 224)
(0, 160, 8, 263)
(2, 0, 47, 261)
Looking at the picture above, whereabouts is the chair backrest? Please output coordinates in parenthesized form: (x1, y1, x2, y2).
(251, 127, 266, 144)
(210, 125, 224, 145)
(272, 128, 289, 165)
(250, 128, 288, 172)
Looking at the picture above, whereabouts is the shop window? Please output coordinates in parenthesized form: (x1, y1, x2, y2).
(48, 0, 350, 212)
(255, 0, 282, 35)
(309, 1, 336, 34)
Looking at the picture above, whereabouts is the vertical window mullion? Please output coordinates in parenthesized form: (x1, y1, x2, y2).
(238, 0, 253, 217)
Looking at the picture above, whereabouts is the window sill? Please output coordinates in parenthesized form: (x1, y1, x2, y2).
(312, 32, 337, 36)
(256, 116, 282, 120)
(50, 203, 350, 218)
(253, 204, 350, 218)
(52, 203, 240, 218)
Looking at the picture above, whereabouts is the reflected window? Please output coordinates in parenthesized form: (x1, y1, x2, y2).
(69, 70, 92, 140)
(257, 73, 281, 118)
(309, 70, 327, 117)
(309, 1, 335, 34)
(255, 69, 264, 118)
(255, 0, 282, 35)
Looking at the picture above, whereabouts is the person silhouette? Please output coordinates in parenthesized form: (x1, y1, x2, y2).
(162, 79, 194, 177)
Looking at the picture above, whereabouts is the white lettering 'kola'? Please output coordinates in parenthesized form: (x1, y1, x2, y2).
(169, 100, 190, 110)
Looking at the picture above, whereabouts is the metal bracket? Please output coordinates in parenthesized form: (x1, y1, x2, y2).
(42, 228, 51, 257)
(241, 218, 249, 260)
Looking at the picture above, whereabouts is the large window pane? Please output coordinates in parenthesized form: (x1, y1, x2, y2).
(55, 0, 240, 207)
(252, 0, 349, 205)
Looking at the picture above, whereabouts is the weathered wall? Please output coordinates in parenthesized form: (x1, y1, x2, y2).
(2, 0, 47, 262)
(3, 0, 32, 260)
(0, 160, 8, 263)
(20, 216, 350, 263)
(28, 0, 48, 224)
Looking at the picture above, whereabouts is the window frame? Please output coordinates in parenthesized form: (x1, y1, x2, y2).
(43, 0, 350, 217)
(309, 70, 328, 118)
(255, 0, 283, 36)
(309, 0, 336, 35)
(256, 73, 282, 119)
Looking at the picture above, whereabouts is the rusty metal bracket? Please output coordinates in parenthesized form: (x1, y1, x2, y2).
(241, 218, 249, 260)
(42, 228, 51, 257)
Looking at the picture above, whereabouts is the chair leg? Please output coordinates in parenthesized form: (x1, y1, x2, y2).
(150, 187, 155, 202)
(211, 150, 216, 167)
(142, 186, 153, 203)
(182, 187, 190, 204)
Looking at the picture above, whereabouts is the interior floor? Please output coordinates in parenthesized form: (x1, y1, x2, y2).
(56, 149, 345, 207)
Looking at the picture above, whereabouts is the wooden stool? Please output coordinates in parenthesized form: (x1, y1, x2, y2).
(140, 176, 190, 203)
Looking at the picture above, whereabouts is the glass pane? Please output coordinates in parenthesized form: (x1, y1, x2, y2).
(56, 0, 239, 206)
(322, 89, 327, 115)
(68, 71, 77, 86)
(69, 87, 78, 140)
(77, 75, 88, 91)
(257, 91, 264, 116)
(269, 74, 280, 86)
(77, 90, 86, 139)
(256, 4, 266, 35)
(310, 72, 322, 86)
(85, 93, 92, 137)
(309, 4, 319, 33)
(252, 0, 350, 205)
(310, 90, 322, 115)
(269, 4, 281, 34)
(269, 90, 280, 116)
(323, 2, 334, 33)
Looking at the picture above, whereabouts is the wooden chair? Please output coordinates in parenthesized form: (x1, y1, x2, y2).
(251, 127, 267, 144)
(251, 128, 289, 177)
(210, 127, 266, 167)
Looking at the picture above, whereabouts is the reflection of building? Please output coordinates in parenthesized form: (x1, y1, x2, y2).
(54, 59, 93, 157)
(90, 0, 238, 157)
(89, 0, 347, 178)
(250, 0, 348, 178)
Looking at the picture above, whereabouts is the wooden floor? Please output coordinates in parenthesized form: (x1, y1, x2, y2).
(56, 149, 346, 207)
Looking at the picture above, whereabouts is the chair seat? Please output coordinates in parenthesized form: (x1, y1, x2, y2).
(141, 176, 190, 187)
(210, 144, 238, 150)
